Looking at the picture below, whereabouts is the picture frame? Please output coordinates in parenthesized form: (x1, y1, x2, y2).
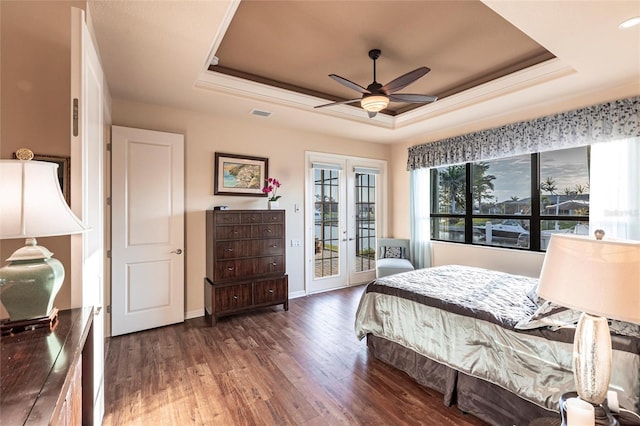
(214, 152, 268, 197)
(13, 153, 71, 205)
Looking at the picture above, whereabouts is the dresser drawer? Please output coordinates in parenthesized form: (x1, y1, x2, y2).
(214, 283, 252, 312)
(215, 241, 251, 259)
(214, 212, 240, 224)
(257, 238, 284, 256)
(254, 277, 287, 305)
(252, 224, 284, 238)
(262, 211, 284, 223)
(253, 256, 285, 275)
(241, 212, 263, 224)
(216, 225, 252, 240)
(214, 259, 253, 281)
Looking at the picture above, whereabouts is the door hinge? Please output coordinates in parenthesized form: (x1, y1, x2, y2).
(106, 304, 111, 314)
(106, 197, 111, 206)
(106, 143, 112, 151)
(73, 98, 79, 136)
(106, 250, 111, 258)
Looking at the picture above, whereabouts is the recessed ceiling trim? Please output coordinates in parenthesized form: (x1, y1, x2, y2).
(199, 0, 241, 75)
(197, 58, 574, 131)
(395, 58, 576, 128)
(194, 69, 395, 128)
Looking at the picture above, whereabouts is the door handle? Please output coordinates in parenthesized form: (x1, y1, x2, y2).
(171, 249, 183, 255)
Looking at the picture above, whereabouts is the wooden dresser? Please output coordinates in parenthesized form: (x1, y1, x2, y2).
(205, 209, 288, 325)
(1, 308, 94, 425)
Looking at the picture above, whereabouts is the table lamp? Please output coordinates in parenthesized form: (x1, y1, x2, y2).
(537, 231, 640, 426)
(0, 157, 87, 323)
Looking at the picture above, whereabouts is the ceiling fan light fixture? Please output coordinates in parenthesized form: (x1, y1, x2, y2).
(361, 95, 389, 112)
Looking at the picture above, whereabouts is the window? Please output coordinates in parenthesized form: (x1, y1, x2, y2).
(430, 146, 590, 251)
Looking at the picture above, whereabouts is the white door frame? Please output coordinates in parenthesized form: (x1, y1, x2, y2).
(70, 7, 106, 425)
(304, 152, 387, 294)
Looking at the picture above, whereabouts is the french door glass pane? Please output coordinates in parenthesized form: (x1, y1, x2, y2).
(355, 173, 376, 273)
(314, 169, 340, 278)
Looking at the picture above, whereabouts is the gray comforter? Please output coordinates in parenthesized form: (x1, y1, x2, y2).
(355, 265, 640, 413)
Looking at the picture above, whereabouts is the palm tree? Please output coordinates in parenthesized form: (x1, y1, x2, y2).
(438, 165, 465, 213)
(472, 162, 496, 213)
(541, 177, 559, 230)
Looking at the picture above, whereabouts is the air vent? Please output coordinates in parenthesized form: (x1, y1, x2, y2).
(250, 109, 272, 118)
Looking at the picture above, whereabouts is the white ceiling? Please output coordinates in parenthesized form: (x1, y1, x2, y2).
(89, 0, 640, 145)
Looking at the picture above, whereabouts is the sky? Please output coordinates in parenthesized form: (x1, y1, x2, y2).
(485, 146, 589, 203)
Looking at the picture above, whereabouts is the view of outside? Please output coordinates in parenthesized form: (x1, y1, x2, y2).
(354, 173, 376, 273)
(314, 169, 340, 278)
(431, 146, 590, 250)
(314, 170, 377, 278)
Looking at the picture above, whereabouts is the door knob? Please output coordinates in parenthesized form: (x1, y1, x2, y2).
(171, 249, 183, 255)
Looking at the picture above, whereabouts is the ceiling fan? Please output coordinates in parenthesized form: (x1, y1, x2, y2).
(315, 49, 437, 118)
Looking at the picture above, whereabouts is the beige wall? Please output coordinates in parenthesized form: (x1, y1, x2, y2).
(0, 0, 86, 318)
(111, 99, 391, 316)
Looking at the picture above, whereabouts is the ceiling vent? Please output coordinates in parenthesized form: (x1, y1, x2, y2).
(250, 109, 272, 118)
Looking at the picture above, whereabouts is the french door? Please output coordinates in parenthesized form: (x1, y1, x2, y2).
(306, 153, 387, 293)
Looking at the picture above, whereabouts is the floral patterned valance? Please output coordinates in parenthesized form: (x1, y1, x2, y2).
(407, 96, 640, 170)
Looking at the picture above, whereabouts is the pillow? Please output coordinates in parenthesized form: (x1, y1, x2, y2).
(516, 298, 640, 338)
(609, 320, 640, 338)
(380, 246, 406, 259)
(526, 283, 539, 305)
(515, 300, 581, 331)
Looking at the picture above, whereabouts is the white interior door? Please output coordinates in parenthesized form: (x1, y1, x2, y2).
(70, 7, 105, 424)
(111, 126, 184, 336)
(306, 153, 386, 293)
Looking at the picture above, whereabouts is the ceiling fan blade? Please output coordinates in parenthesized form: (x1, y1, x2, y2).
(329, 74, 369, 94)
(382, 67, 431, 94)
(388, 93, 438, 103)
(314, 98, 362, 108)
(367, 111, 377, 118)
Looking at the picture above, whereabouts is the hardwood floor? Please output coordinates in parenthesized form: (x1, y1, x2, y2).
(103, 285, 488, 425)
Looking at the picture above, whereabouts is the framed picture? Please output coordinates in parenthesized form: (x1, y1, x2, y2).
(13, 152, 71, 205)
(214, 152, 268, 196)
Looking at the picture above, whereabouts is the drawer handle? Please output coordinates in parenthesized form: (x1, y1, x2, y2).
(270, 216, 277, 220)
(233, 230, 239, 234)
(226, 248, 234, 252)
(265, 229, 272, 233)
(233, 295, 238, 300)
(271, 262, 278, 266)
(268, 289, 274, 293)
(271, 244, 278, 248)
(227, 266, 235, 271)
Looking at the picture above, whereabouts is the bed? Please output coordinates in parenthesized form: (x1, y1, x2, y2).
(354, 265, 640, 425)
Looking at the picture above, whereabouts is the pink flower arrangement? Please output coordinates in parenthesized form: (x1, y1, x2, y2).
(262, 177, 282, 201)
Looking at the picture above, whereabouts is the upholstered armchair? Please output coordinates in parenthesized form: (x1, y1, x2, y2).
(376, 238, 415, 278)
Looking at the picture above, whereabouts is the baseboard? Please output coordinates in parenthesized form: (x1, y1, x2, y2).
(185, 309, 204, 320)
(289, 290, 306, 299)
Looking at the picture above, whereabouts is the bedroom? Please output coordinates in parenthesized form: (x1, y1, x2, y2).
(1, 1, 638, 425)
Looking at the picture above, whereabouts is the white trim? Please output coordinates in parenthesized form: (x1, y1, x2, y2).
(288, 290, 307, 299)
(194, 58, 572, 130)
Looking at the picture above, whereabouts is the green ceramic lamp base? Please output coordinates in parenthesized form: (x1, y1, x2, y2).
(0, 238, 65, 322)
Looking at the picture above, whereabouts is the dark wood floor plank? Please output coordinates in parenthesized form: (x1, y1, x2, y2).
(103, 284, 488, 425)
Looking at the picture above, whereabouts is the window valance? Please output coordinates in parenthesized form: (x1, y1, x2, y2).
(407, 96, 640, 170)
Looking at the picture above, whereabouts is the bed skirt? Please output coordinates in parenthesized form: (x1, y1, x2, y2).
(367, 334, 560, 425)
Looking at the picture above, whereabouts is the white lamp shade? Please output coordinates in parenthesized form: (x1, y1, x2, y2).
(0, 160, 87, 239)
(360, 95, 389, 112)
(538, 234, 640, 324)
